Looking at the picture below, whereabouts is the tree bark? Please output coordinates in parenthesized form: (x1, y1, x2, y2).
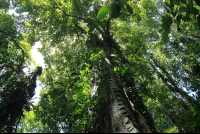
(91, 55, 153, 133)
(0, 67, 42, 130)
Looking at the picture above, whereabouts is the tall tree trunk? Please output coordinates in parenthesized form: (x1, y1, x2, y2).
(91, 55, 153, 133)
(0, 78, 28, 130)
(0, 67, 42, 130)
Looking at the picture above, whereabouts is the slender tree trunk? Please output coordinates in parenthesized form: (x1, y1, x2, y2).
(150, 58, 197, 105)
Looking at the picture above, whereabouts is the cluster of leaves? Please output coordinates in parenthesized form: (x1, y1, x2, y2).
(97, 0, 141, 22)
(160, 0, 200, 42)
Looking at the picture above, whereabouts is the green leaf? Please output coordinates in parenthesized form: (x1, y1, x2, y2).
(121, 69, 125, 76)
(83, 120, 87, 124)
(126, 123, 133, 129)
(86, 27, 89, 32)
(114, 67, 118, 71)
(162, 14, 173, 30)
(97, 5, 110, 19)
(124, 66, 129, 71)
(130, 128, 138, 133)
(126, 4, 133, 14)
(162, 29, 170, 43)
(191, 106, 196, 116)
(123, 117, 129, 123)
(161, 13, 172, 43)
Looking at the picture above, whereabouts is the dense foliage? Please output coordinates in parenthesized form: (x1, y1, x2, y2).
(1, 0, 200, 133)
(0, 1, 42, 132)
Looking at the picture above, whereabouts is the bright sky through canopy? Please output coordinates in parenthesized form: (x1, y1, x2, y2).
(8, 6, 43, 104)
(31, 42, 45, 104)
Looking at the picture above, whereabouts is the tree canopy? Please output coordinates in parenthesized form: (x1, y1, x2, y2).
(1, 0, 200, 133)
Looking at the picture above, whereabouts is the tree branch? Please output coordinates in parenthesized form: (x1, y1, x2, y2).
(48, 78, 80, 92)
(150, 59, 196, 105)
(69, 77, 79, 89)
(49, 0, 106, 38)
(171, 31, 200, 42)
(0, 63, 18, 73)
(50, 0, 81, 18)
(74, 23, 87, 34)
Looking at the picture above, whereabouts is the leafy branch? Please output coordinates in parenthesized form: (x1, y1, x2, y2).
(47, 78, 80, 92)
(0, 63, 18, 73)
(49, 0, 107, 39)
(0, 30, 25, 72)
